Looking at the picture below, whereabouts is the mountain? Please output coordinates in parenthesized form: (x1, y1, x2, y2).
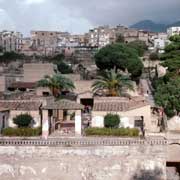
(130, 20, 180, 32)
(167, 21, 180, 28)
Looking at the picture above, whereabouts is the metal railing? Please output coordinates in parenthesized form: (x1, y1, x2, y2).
(0, 137, 167, 147)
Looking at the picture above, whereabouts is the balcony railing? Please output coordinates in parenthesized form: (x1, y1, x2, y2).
(0, 137, 167, 147)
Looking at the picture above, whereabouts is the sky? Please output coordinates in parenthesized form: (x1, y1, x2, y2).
(0, 0, 180, 36)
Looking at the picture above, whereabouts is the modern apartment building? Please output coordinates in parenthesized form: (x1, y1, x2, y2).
(88, 26, 116, 48)
(167, 27, 180, 37)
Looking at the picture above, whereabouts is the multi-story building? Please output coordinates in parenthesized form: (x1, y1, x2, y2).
(167, 27, 180, 37)
(31, 31, 59, 56)
(88, 26, 116, 48)
(0, 31, 23, 52)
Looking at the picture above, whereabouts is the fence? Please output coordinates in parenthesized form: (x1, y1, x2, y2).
(0, 137, 167, 147)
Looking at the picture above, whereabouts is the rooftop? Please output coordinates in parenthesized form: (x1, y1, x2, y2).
(9, 82, 37, 89)
(93, 97, 149, 112)
(0, 100, 42, 111)
(43, 99, 83, 110)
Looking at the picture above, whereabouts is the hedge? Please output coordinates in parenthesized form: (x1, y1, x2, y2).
(85, 128, 139, 137)
(2, 127, 42, 137)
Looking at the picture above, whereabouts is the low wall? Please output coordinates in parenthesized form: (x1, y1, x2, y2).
(0, 138, 167, 180)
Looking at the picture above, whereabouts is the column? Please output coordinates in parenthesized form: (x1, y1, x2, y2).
(42, 110, 49, 139)
(75, 110, 82, 136)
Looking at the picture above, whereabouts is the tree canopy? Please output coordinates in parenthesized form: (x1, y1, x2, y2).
(92, 69, 134, 97)
(51, 54, 73, 74)
(37, 74, 75, 97)
(95, 43, 144, 78)
(13, 114, 33, 128)
(153, 35, 180, 117)
(127, 40, 147, 57)
(154, 78, 180, 117)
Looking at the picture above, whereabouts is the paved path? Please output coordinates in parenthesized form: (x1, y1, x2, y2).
(140, 78, 155, 106)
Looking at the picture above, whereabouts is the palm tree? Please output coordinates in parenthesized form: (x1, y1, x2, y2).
(37, 74, 75, 97)
(92, 70, 134, 96)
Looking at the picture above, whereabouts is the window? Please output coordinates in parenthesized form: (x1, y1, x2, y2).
(134, 120, 143, 128)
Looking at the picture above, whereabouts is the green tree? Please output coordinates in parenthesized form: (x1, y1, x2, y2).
(153, 35, 180, 117)
(0, 51, 23, 62)
(37, 74, 75, 97)
(13, 114, 33, 128)
(154, 78, 180, 117)
(104, 114, 120, 128)
(169, 35, 180, 42)
(92, 69, 134, 96)
(52, 53, 73, 74)
(127, 40, 147, 57)
(55, 61, 73, 74)
(116, 34, 125, 43)
(95, 43, 143, 78)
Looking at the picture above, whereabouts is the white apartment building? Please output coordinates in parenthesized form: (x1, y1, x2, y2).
(0, 31, 23, 52)
(167, 27, 180, 37)
(154, 33, 169, 50)
(88, 26, 116, 48)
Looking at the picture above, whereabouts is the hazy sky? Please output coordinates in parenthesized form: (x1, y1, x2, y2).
(0, 0, 180, 35)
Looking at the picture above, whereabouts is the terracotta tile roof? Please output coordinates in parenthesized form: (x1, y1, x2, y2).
(9, 82, 37, 89)
(43, 99, 83, 110)
(93, 97, 149, 112)
(0, 101, 42, 111)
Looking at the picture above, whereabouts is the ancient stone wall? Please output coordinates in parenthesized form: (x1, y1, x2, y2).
(0, 145, 166, 180)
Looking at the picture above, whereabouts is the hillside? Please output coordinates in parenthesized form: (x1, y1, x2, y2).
(130, 20, 180, 32)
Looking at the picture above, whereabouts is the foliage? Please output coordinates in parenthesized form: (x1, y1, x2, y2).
(154, 78, 180, 117)
(55, 61, 73, 74)
(13, 114, 33, 128)
(52, 53, 65, 60)
(0, 51, 24, 61)
(164, 42, 180, 53)
(104, 114, 120, 128)
(2, 127, 42, 137)
(153, 35, 180, 117)
(127, 40, 147, 57)
(149, 52, 159, 61)
(37, 74, 75, 97)
(85, 128, 139, 137)
(169, 35, 180, 42)
(116, 34, 125, 43)
(94, 43, 144, 78)
(92, 69, 134, 96)
(52, 54, 73, 74)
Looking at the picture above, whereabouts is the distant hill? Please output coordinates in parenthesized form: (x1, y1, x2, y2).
(167, 21, 180, 28)
(130, 20, 180, 32)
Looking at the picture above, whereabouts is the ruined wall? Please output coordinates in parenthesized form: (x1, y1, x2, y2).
(0, 145, 166, 180)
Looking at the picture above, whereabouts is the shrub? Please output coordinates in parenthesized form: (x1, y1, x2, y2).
(85, 128, 139, 137)
(2, 127, 42, 137)
(104, 114, 120, 128)
(13, 114, 33, 128)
